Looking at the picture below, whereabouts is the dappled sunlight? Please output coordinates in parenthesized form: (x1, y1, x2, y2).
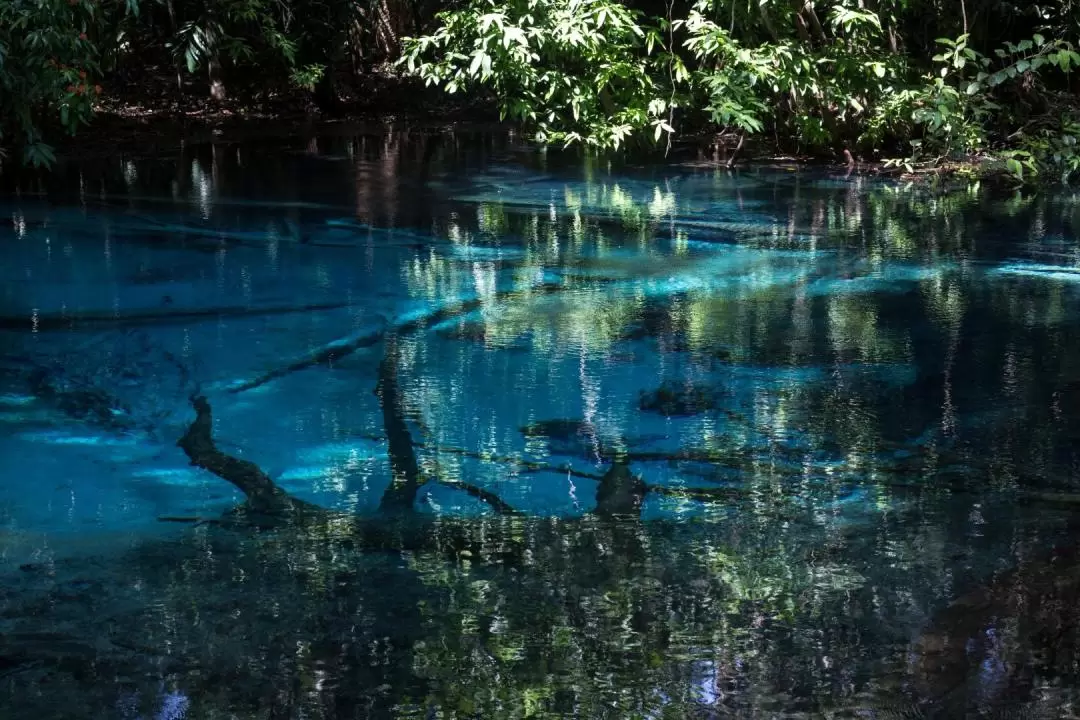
(2, 138, 1080, 718)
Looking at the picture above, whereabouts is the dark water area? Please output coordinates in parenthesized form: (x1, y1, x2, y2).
(3, 129, 1080, 718)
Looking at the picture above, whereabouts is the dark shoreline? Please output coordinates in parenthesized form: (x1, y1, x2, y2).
(5, 77, 1014, 189)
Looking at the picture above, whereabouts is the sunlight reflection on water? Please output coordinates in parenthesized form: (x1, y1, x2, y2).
(1, 133, 1079, 718)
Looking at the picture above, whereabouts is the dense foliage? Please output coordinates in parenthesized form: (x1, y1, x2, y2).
(1, 0, 1079, 180)
(0, 0, 119, 166)
(403, 0, 1080, 181)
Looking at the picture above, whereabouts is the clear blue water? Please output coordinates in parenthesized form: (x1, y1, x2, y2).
(2, 132, 1080, 718)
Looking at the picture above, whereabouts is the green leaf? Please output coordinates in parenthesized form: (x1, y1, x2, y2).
(503, 26, 527, 48)
(469, 51, 485, 76)
(965, 82, 980, 95)
(1033, 33, 1045, 46)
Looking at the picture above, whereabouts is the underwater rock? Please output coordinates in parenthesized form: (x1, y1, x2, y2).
(26, 368, 136, 431)
(638, 381, 726, 417)
(520, 418, 614, 460)
(520, 419, 594, 439)
(594, 462, 647, 518)
(618, 303, 678, 342)
(435, 321, 489, 342)
(18, 331, 194, 434)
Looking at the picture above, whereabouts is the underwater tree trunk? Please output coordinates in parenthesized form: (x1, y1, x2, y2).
(313, 69, 340, 113)
(375, 339, 424, 514)
(227, 282, 564, 394)
(178, 396, 314, 515)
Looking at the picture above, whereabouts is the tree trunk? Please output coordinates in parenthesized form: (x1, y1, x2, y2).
(375, 339, 424, 514)
(313, 70, 340, 113)
(208, 53, 226, 101)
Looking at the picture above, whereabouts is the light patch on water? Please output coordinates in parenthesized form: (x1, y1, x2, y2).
(640, 265, 811, 297)
(17, 430, 144, 447)
(129, 468, 203, 486)
(992, 262, 1080, 282)
(296, 442, 382, 464)
(0, 394, 37, 407)
(279, 466, 330, 482)
(442, 244, 526, 262)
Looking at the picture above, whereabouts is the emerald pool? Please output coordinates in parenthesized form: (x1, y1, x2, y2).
(2, 131, 1080, 718)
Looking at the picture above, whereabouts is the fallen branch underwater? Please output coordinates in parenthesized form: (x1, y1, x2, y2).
(0, 301, 353, 333)
(225, 282, 565, 394)
(375, 338, 425, 514)
(177, 392, 658, 535)
(177, 395, 323, 518)
(181, 336, 542, 526)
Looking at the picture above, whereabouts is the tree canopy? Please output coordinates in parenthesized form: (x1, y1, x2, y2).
(1, 0, 1078, 180)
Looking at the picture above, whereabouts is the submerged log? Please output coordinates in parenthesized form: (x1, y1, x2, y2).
(375, 339, 424, 514)
(174, 394, 533, 562)
(181, 342, 524, 526)
(0, 301, 353, 332)
(177, 395, 319, 517)
(435, 479, 522, 516)
(227, 282, 564, 394)
(224, 327, 387, 394)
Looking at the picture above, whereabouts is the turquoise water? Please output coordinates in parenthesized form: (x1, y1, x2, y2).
(2, 132, 1080, 718)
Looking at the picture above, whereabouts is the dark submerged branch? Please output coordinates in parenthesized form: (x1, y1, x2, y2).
(435, 479, 522, 515)
(352, 432, 605, 481)
(376, 339, 425, 514)
(226, 327, 386, 394)
(0, 301, 352, 333)
(228, 282, 564, 395)
(177, 395, 314, 516)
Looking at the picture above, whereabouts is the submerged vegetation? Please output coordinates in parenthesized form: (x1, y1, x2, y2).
(2, 0, 1079, 180)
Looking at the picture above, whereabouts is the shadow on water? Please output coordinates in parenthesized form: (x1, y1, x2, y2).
(2, 128, 1080, 717)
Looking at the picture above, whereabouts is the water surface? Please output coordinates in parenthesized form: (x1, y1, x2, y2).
(3, 132, 1080, 718)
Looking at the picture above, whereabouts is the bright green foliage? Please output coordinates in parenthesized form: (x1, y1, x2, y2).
(403, 0, 1080, 181)
(678, 0, 905, 150)
(401, 0, 680, 149)
(0, 0, 122, 167)
(2, 0, 1079, 180)
(877, 33, 1080, 180)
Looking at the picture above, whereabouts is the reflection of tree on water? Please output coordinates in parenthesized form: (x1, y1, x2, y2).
(4, 162, 1080, 717)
